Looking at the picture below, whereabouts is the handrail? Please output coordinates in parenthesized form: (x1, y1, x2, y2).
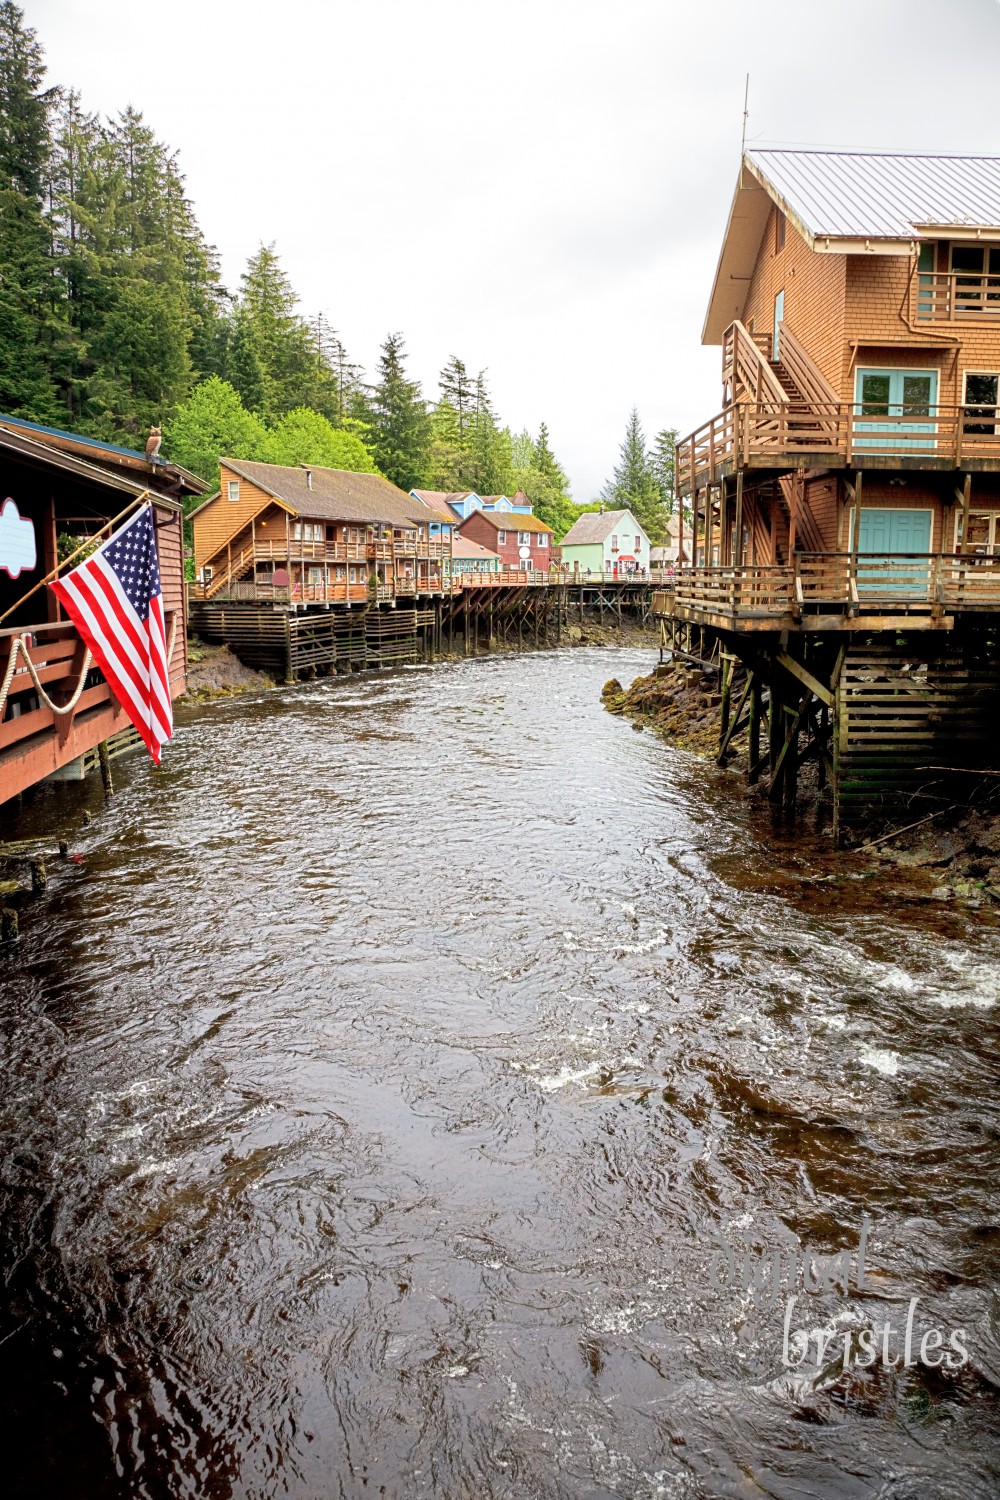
(668, 552, 1000, 615)
(915, 270, 1000, 321)
(723, 320, 787, 405)
(775, 320, 839, 407)
(676, 401, 1000, 497)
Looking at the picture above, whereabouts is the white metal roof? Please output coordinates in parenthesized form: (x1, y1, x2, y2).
(748, 149, 1000, 241)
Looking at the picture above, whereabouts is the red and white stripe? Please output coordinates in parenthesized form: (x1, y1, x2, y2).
(50, 510, 173, 763)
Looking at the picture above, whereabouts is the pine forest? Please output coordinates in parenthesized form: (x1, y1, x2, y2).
(0, 2, 677, 539)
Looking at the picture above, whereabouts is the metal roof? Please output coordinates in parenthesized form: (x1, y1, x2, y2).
(748, 149, 1000, 241)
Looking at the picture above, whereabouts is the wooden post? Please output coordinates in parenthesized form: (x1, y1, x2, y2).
(97, 740, 114, 799)
(734, 470, 743, 566)
(718, 654, 732, 756)
(958, 472, 971, 555)
(748, 674, 762, 782)
(1, 908, 18, 943)
(30, 859, 47, 893)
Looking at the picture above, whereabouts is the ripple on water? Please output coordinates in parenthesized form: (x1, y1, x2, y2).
(2, 647, 1000, 1499)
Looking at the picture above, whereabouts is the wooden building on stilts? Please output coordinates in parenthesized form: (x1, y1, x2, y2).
(656, 150, 1000, 836)
(0, 416, 203, 808)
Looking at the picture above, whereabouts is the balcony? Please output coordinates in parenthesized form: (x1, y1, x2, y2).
(677, 402, 1000, 497)
(655, 552, 1000, 632)
(0, 618, 184, 805)
(916, 272, 1000, 322)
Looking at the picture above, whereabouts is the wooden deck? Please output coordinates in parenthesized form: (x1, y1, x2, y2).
(653, 553, 1000, 632)
(677, 401, 1000, 497)
(0, 617, 185, 806)
(194, 569, 654, 605)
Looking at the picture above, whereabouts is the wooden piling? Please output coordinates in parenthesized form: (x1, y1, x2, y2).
(97, 740, 114, 799)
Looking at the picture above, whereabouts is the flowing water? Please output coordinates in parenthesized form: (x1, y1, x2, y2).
(2, 646, 1000, 1500)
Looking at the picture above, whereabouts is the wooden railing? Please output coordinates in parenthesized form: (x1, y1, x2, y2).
(774, 321, 839, 408)
(916, 271, 1000, 321)
(664, 553, 1000, 620)
(677, 402, 1000, 496)
(723, 320, 786, 403)
(194, 568, 656, 604)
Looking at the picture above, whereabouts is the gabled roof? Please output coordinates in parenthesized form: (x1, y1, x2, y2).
(220, 458, 421, 527)
(0, 413, 209, 494)
(0, 423, 181, 511)
(704, 148, 1000, 343)
(452, 535, 500, 560)
(458, 509, 552, 535)
(560, 508, 645, 546)
(409, 489, 460, 524)
(750, 149, 1000, 241)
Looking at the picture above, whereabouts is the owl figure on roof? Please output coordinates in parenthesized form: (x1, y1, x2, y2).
(145, 426, 162, 463)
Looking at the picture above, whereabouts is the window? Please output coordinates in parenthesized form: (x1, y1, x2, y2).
(497, 529, 507, 543)
(951, 244, 1000, 310)
(538, 532, 548, 547)
(611, 534, 619, 551)
(634, 535, 641, 550)
(963, 372, 1000, 434)
(518, 531, 531, 545)
(775, 209, 786, 254)
(292, 521, 322, 542)
(227, 480, 240, 502)
(955, 511, 1000, 555)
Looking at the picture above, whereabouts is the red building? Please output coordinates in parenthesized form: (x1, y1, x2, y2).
(456, 509, 554, 570)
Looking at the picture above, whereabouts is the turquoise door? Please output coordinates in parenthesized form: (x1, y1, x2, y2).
(857, 508, 932, 597)
(854, 368, 938, 451)
(773, 289, 785, 359)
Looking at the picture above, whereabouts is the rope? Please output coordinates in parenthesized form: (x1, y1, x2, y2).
(0, 610, 179, 722)
(0, 635, 93, 721)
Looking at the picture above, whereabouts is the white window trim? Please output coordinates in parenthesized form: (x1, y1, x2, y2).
(954, 507, 1000, 554)
(227, 480, 240, 502)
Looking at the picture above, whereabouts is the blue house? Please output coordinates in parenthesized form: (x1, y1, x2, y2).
(408, 490, 456, 539)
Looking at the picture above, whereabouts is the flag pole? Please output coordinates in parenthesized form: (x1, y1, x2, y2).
(0, 491, 153, 626)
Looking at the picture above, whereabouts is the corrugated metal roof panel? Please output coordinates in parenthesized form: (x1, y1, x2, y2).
(747, 150, 1000, 240)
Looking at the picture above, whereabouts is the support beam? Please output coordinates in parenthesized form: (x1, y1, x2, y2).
(775, 649, 833, 707)
(958, 472, 971, 555)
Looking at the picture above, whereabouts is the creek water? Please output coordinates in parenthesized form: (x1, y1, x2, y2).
(2, 646, 1000, 1500)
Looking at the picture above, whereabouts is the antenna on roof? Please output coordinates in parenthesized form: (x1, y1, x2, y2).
(740, 74, 750, 185)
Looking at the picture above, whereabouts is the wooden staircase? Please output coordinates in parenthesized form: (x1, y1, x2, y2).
(203, 542, 254, 599)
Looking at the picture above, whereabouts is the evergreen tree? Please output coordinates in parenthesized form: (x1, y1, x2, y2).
(0, 2, 60, 417)
(236, 244, 320, 422)
(366, 332, 430, 491)
(225, 308, 266, 414)
(652, 426, 677, 516)
(439, 356, 476, 440)
(600, 407, 667, 541)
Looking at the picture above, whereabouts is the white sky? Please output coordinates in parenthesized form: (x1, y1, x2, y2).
(28, 0, 1000, 498)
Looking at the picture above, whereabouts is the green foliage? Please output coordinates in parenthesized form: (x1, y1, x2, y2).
(601, 407, 668, 542)
(268, 407, 376, 472)
(366, 333, 431, 491)
(0, 6, 579, 512)
(0, 2, 62, 419)
(652, 427, 677, 516)
(165, 377, 273, 496)
(165, 380, 379, 502)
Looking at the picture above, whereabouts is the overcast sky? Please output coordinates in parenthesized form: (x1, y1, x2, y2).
(28, 0, 1000, 498)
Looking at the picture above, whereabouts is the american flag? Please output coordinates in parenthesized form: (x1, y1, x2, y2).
(50, 503, 173, 763)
